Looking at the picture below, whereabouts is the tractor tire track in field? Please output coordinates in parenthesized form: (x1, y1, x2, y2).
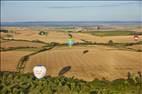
(16, 45, 56, 73)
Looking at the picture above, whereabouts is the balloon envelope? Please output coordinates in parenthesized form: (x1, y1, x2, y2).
(33, 65, 47, 79)
(134, 35, 139, 41)
(67, 38, 74, 46)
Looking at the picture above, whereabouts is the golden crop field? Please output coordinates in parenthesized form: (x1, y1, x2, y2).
(2, 27, 142, 43)
(24, 46, 142, 81)
(1, 51, 33, 72)
(1, 41, 45, 48)
(1, 27, 142, 81)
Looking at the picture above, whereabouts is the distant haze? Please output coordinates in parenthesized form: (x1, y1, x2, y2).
(1, 21, 141, 27)
(1, 1, 142, 22)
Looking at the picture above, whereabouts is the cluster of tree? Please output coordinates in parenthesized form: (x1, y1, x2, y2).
(0, 29, 9, 33)
(132, 32, 142, 35)
(38, 31, 48, 36)
(74, 40, 142, 47)
(0, 71, 141, 94)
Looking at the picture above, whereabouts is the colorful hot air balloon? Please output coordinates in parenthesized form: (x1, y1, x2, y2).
(67, 38, 74, 47)
(33, 65, 47, 79)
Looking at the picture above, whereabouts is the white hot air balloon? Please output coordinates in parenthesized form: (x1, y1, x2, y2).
(33, 65, 47, 79)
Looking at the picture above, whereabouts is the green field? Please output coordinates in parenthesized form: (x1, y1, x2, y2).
(91, 31, 134, 36)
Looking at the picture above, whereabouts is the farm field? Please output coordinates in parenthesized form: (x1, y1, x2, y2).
(0, 26, 142, 81)
(1, 27, 142, 43)
(1, 40, 45, 48)
(25, 45, 142, 81)
(1, 51, 33, 71)
(1, 1, 142, 93)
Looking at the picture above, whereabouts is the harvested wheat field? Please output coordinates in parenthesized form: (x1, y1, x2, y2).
(1, 51, 33, 71)
(1, 40, 45, 48)
(24, 45, 142, 81)
(1, 27, 142, 81)
(72, 33, 142, 43)
(2, 27, 142, 43)
(127, 45, 142, 50)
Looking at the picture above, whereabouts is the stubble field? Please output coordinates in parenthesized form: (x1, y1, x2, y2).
(0, 26, 142, 81)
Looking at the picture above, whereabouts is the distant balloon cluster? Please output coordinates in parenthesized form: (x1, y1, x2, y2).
(33, 65, 47, 79)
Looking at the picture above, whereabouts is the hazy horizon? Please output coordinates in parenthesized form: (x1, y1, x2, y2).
(1, 1, 141, 22)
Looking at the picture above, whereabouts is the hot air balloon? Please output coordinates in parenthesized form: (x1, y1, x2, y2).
(67, 38, 74, 47)
(33, 65, 47, 79)
(133, 35, 139, 41)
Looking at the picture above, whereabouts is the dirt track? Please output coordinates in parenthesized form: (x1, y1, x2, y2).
(1, 51, 33, 71)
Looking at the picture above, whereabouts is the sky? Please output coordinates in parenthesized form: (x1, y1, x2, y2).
(1, 1, 142, 22)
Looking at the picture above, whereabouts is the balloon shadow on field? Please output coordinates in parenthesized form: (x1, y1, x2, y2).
(83, 50, 89, 54)
(58, 66, 71, 76)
